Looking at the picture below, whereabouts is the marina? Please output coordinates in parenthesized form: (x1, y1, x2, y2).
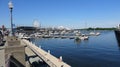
(16, 26, 101, 40)
(31, 30, 120, 67)
(0, 0, 120, 67)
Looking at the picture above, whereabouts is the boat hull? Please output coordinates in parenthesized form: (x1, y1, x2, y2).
(114, 30, 120, 47)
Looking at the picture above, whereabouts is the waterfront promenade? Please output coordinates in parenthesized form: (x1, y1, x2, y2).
(0, 36, 71, 67)
(0, 47, 5, 67)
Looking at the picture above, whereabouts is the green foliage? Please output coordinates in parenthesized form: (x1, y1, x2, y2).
(79, 27, 116, 30)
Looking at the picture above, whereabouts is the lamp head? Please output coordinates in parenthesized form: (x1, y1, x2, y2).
(8, 1, 13, 9)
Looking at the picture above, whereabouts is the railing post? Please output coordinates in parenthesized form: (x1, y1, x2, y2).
(48, 50, 50, 54)
(59, 56, 62, 62)
(39, 45, 41, 48)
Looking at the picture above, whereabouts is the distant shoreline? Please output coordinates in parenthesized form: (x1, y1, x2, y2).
(77, 27, 116, 30)
(0, 27, 116, 31)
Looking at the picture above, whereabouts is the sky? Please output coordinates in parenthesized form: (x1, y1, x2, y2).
(0, 0, 120, 29)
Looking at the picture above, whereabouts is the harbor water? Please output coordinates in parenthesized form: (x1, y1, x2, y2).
(31, 30, 120, 67)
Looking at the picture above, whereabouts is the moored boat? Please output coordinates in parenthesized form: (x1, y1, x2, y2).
(114, 24, 120, 47)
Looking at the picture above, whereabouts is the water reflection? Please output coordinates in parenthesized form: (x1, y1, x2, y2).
(115, 39, 120, 50)
(74, 39, 81, 45)
(74, 39, 89, 45)
(84, 39, 89, 43)
(116, 40, 120, 50)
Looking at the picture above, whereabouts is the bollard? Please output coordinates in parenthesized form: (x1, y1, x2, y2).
(48, 50, 50, 54)
(59, 56, 62, 62)
(31, 42, 33, 44)
(39, 45, 41, 48)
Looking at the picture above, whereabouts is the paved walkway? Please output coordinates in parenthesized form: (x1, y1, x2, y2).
(0, 47, 5, 67)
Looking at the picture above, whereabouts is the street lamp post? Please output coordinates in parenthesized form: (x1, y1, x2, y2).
(8, 1, 14, 36)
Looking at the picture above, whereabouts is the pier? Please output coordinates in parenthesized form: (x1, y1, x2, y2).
(0, 36, 71, 67)
(22, 39, 70, 67)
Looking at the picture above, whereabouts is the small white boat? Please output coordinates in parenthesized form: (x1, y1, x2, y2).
(34, 33, 43, 38)
(43, 35, 51, 38)
(89, 32, 96, 35)
(75, 35, 89, 40)
(69, 36, 75, 39)
(96, 32, 100, 36)
(75, 31, 81, 36)
(18, 33, 31, 40)
(89, 32, 100, 36)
